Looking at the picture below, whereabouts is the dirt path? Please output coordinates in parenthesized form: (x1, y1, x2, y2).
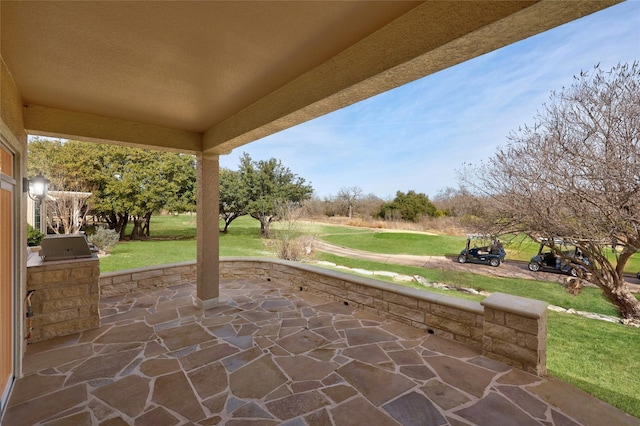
(313, 239, 640, 292)
(314, 240, 555, 280)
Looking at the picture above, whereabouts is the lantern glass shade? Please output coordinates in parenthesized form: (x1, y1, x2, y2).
(29, 174, 49, 201)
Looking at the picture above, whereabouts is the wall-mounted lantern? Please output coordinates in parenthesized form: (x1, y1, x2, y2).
(23, 173, 50, 201)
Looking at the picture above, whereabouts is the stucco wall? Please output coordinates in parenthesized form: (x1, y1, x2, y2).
(1, 58, 26, 140)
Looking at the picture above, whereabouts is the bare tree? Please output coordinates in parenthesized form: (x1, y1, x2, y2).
(336, 186, 363, 218)
(46, 191, 92, 234)
(270, 201, 314, 261)
(432, 186, 489, 218)
(358, 193, 385, 218)
(462, 63, 640, 322)
(302, 192, 383, 220)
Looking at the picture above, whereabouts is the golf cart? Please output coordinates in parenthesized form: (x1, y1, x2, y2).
(458, 234, 506, 267)
(528, 239, 589, 277)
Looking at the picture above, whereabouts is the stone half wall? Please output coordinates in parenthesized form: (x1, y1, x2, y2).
(99, 261, 196, 297)
(98, 257, 548, 375)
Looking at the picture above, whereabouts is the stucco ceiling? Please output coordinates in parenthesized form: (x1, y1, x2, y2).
(0, 1, 620, 154)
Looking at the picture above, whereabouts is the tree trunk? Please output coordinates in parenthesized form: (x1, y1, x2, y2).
(590, 267, 640, 323)
(142, 212, 152, 237)
(598, 276, 640, 321)
(250, 213, 272, 238)
(116, 214, 129, 240)
(221, 212, 244, 233)
(106, 212, 117, 230)
(600, 278, 640, 323)
(260, 220, 270, 238)
(129, 215, 145, 240)
(588, 253, 640, 322)
(612, 287, 640, 321)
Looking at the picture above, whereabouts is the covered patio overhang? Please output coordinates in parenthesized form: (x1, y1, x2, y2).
(1, 0, 621, 310)
(3, 8, 630, 412)
(7, 1, 622, 154)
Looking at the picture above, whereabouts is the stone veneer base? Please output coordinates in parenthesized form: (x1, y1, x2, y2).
(26, 254, 101, 343)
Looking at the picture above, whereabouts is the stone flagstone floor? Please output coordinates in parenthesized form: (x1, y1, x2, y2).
(3, 279, 638, 425)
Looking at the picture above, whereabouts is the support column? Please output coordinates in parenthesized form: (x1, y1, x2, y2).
(193, 153, 219, 309)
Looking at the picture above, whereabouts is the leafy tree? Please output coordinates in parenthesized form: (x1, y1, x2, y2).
(28, 138, 98, 233)
(164, 155, 196, 215)
(378, 190, 437, 222)
(238, 153, 313, 238)
(219, 168, 248, 233)
(461, 63, 640, 322)
(91, 146, 196, 240)
(29, 139, 196, 240)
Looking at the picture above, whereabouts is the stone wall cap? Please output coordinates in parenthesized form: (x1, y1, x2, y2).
(221, 257, 484, 314)
(481, 292, 548, 318)
(100, 260, 196, 278)
(28, 253, 98, 268)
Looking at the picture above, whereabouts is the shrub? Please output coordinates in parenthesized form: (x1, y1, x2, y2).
(27, 224, 44, 246)
(87, 227, 120, 254)
(272, 235, 315, 261)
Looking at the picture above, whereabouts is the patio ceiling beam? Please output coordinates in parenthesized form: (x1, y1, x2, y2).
(24, 104, 202, 153)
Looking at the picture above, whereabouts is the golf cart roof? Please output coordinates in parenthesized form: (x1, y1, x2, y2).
(537, 238, 566, 245)
(466, 234, 496, 240)
(536, 237, 591, 246)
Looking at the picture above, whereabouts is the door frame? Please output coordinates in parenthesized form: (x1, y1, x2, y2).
(0, 140, 17, 416)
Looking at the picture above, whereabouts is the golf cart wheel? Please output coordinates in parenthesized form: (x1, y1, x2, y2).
(528, 262, 541, 272)
(569, 268, 585, 278)
(489, 258, 500, 267)
(458, 255, 467, 264)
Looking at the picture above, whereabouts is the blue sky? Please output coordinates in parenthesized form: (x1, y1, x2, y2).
(220, 1, 640, 200)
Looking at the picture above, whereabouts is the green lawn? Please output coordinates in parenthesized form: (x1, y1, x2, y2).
(321, 232, 466, 256)
(143, 213, 197, 238)
(103, 215, 640, 274)
(97, 214, 640, 417)
(315, 252, 628, 317)
(100, 239, 197, 272)
(99, 215, 271, 272)
(547, 311, 640, 415)
(321, 230, 640, 274)
(321, 231, 545, 261)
